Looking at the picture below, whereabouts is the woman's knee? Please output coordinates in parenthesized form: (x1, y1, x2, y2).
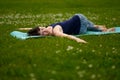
(75, 14, 87, 20)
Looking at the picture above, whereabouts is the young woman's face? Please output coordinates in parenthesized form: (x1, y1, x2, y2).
(39, 26, 53, 36)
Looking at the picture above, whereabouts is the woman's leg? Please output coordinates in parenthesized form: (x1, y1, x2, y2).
(76, 14, 107, 32)
(75, 14, 95, 34)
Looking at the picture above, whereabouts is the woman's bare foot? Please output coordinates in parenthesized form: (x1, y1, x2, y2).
(107, 28, 115, 32)
(94, 25, 108, 32)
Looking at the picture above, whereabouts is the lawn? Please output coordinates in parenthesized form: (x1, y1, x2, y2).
(0, 0, 120, 80)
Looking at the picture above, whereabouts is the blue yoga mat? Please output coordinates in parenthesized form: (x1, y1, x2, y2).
(10, 27, 120, 40)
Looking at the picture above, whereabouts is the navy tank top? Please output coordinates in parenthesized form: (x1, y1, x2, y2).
(50, 15, 81, 35)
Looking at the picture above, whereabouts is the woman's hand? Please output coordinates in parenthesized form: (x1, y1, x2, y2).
(76, 38, 87, 43)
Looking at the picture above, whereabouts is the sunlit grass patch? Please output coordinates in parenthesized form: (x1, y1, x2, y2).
(0, 13, 71, 26)
(1, 12, 120, 28)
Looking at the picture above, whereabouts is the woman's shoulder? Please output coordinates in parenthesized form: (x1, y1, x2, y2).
(52, 25, 63, 35)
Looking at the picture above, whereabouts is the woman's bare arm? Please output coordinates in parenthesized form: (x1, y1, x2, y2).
(53, 25, 87, 43)
(55, 32, 87, 43)
(18, 28, 32, 30)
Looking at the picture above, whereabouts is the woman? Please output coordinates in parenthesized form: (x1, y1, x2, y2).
(19, 14, 115, 43)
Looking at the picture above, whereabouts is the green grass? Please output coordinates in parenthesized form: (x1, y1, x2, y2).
(0, 0, 120, 80)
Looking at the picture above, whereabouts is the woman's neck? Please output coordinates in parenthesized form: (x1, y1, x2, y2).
(46, 26, 54, 36)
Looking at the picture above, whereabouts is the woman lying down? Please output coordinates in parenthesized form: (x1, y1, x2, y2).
(19, 14, 115, 43)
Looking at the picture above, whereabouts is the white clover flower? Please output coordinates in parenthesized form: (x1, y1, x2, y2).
(33, 64, 37, 67)
(77, 70, 86, 78)
(66, 46, 74, 51)
(91, 74, 96, 79)
(88, 64, 93, 68)
(112, 47, 115, 50)
(99, 44, 102, 47)
(30, 73, 35, 77)
(79, 49, 82, 52)
(51, 70, 56, 74)
(82, 59, 87, 64)
(92, 49, 95, 53)
(31, 77, 36, 80)
(112, 18, 116, 21)
(55, 50, 60, 54)
(49, 79, 54, 80)
(111, 65, 116, 69)
(112, 50, 116, 54)
(76, 66, 80, 70)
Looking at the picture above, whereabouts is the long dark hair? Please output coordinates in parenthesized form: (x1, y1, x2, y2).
(27, 26, 40, 36)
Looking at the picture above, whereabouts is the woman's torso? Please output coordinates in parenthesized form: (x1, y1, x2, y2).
(50, 15, 81, 35)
